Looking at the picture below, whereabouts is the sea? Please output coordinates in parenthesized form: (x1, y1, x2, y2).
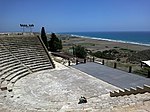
(60, 31, 150, 46)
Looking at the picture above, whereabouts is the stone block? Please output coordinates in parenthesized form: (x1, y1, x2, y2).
(118, 90, 125, 96)
(136, 86, 145, 94)
(124, 88, 131, 95)
(130, 87, 137, 95)
(1, 83, 7, 91)
(143, 85, 150, 92)
(110, 91, 119, 97)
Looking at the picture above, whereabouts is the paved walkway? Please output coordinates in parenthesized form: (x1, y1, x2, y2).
(73, 62, 150, 89)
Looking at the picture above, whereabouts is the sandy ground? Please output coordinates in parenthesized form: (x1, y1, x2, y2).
(62, 36, 150, 52)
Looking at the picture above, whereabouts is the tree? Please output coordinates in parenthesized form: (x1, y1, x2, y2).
(49, 33, 62, 52)
(74, 45, 87, 58)
(41, 27, 48, 48)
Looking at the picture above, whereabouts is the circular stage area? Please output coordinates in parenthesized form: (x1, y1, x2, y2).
(0, 66, 150, 111)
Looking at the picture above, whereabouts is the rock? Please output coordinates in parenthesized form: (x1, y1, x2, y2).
(78, 96, 87, 104)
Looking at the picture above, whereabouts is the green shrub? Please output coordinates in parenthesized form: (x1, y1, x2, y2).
(91, 49, 118, 60)
(49, 33, 62, 52)
(73, 45, 87, 58)
(133, 67, 150, 77)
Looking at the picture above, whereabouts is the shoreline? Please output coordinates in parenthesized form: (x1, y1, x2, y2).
(60, 34, 150, 52)
(70, 34, 150, 47)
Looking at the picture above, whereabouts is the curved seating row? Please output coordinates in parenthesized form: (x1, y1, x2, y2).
(0, 35, 54, 97)
(0, 43, 30, 92)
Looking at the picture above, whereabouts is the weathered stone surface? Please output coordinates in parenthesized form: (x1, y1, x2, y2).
(0, 63, 150, 111)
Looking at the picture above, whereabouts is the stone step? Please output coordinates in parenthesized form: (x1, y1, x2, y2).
(23, 60, 50, 64)
(0, 58, 16, 64)
(0, 60, 19, 68)
(0, 62, 21, 72)
(5, 69, 29, 82)
(31, 66, 52, 72)
(1, 65, 23, 78)
(10, 71, 30, 83)
(110, 85, 150, 97)
(26, 62, 51, 67)
(0, 54, 12, 58)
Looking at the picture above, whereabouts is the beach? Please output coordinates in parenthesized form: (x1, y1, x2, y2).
(60, 35, 150, 52)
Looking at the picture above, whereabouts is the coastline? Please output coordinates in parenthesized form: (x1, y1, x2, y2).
(70, 34, 150, 47)
(60, 34, 150, 52)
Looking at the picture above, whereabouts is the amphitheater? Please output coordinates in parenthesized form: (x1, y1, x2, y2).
(0, 34, 150, 112)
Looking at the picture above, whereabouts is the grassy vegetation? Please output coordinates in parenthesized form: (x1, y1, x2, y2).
(92, 48, 150, 76)
(78, 43, 96, 46)
(113, 46, 120, 48)
(90, 49, 120, 60)
(59, 34, 150, 77)
(119, 48, 135, 53)
(129, 49, 150, 63)
(133, 67, 150, 77)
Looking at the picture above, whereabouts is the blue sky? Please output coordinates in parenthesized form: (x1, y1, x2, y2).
(0, 0, 150, 32)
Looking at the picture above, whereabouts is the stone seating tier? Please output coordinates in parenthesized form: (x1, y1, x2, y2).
(1, 66, 27, 80)
(5, 69, 29, 81)
(0, 58, 16, 63)
(0, 60, 20, 69)
(0, 64, 23, 78)
(0, 35, 54, 96)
